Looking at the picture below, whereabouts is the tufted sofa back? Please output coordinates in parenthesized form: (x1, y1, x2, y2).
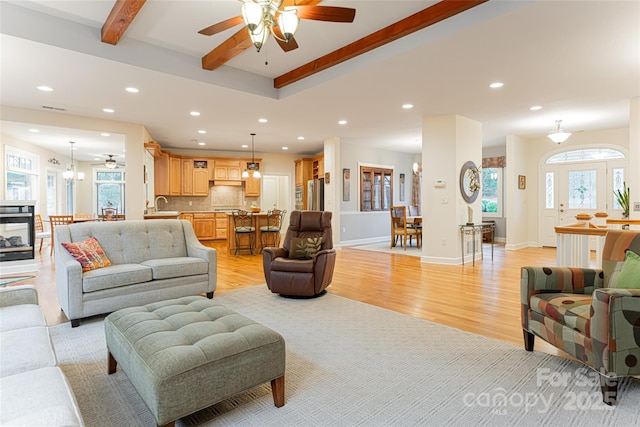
(55, 220, 192, 265)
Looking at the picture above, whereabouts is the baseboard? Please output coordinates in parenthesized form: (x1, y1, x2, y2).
(420, 255, 461, 265)
(340, 237, 389, 247)
(505, 242, 530, 251)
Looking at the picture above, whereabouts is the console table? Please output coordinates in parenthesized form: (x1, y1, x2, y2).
(459, 223, 495, 266)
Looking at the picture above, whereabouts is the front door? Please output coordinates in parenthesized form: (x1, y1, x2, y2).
(540, 162, 606, 247)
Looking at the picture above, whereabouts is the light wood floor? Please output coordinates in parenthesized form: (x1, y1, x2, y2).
(15, 240, 564, 356)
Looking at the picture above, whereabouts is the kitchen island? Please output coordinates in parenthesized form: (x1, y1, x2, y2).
(226, 212, 274, 255)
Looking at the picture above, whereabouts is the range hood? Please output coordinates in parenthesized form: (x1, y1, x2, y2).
(213, 180, 242, 186)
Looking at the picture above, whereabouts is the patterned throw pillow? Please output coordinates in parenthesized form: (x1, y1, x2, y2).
(289, 237, 323, 260)
(614, 250, 640, 289)
(61, 237, 112, 272)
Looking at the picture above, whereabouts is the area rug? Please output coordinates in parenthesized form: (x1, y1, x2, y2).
(49, 286, 640, 427)
(348, 241, 423, 257)
(0, 275, 35, 287)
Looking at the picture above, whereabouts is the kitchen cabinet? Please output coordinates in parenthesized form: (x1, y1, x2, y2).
(154, 154, 181, 196)
(215, 213, 228, 240)
(182, 159, 210, 196)
(312, 154, 324, 180)
(295, 158, 312, 187)
(179, 213, 193, 223)
(214, 160, 242, 181)
(244, 163, 261, 197)
(193, 213, 215, 240)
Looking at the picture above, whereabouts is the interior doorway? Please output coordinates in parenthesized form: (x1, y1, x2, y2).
(262, 174, 292, 232)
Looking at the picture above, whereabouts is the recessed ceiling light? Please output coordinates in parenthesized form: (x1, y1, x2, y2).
(36, 85, 53, 92)
(28, 128, 40, 133)
(94, 157, 101, 161)
(297, 136, 304, 141)
(402, 104, 414, 109)
(338, 120, 347, 125)
(489, 82, 504, 89)
(258, 118, 268, 123)
(125, 87, 139, 93)
(190, 111, 200, 116)
(101, 133, 110, 137)
(282, 147, 288, 150)
(198, 142, 206, 146)
(103, 108, 115, 113)
(198, 130, 207, 134)
(530, 105, 543, 111)
(241, 144, 248, 148)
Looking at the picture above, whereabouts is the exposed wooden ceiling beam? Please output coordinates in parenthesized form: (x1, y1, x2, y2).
(102, 0, 147, 45)
(274, 0, 489, 89)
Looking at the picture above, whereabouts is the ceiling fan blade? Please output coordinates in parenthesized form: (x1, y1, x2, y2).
(272, 26, 299, 52)
(198, 16, 244, 36)
(294, 5, 356, 23)
(202, 28, 253, 71)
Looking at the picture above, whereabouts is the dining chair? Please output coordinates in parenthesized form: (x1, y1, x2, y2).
(260, 209, 286, 251)
(408, 205, 419, 216)
(49, 215, 74, 255)
(101, 207, 118, 221)
(390, 206, 421, 250)
(34, 213, 51, 253)
(232, 210, 255, 255)
(73, 213, 96, 221)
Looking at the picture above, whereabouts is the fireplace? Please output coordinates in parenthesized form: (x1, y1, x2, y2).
(0, 201, 35, 263)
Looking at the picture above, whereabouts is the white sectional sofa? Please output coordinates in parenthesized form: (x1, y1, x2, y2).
(0, 285, 85, 426)
(55, 219, 217, 327)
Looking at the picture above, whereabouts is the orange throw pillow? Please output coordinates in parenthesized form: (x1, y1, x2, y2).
(61, 237, 112, 272)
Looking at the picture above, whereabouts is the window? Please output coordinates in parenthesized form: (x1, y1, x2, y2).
(95, 170, 125, 213)
(481, 167, 502, 217)
(546, 148, 624, 164)
(360, 166, 393, 211)
(567, 170, 597, 209)
(545, 172, 554, 209)
(5, 148, 39, 201)
(612, 168, 625, 210)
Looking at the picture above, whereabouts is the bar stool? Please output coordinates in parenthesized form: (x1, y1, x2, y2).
(232, 210, 255, 255)
(260, 209, 286, 251)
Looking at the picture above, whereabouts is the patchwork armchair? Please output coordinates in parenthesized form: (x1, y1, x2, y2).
(263, 211, 336, 297)
(521, 229, 640, 404)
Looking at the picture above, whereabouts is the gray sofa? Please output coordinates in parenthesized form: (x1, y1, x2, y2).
(0, 285, 85, 426)
(55, 219, 216, 327)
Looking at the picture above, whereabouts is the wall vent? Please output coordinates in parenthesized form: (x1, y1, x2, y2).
(42, 105, 67, 112)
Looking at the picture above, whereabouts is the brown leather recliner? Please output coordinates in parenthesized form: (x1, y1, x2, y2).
(263, 210, 336, 297)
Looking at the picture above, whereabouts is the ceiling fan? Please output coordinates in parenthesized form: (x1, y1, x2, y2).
(91, 155, 125, 169)
(199, 0, 356, 71)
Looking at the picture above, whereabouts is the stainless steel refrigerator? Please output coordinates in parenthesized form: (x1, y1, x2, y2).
(307, 178, 324, 210)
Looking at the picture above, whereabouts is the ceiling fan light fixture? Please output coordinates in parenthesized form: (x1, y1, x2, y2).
(242, 1, 263, 32)
(278, 8, 299, 41)
(105, 156, 118, 169)
(249, 22, 268, 52)
(548, 120, 571, 144)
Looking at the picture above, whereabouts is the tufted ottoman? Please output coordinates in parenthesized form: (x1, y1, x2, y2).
(104, 296, 285, 427)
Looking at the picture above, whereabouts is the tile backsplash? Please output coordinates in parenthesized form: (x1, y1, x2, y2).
(152, 184, 259, 212)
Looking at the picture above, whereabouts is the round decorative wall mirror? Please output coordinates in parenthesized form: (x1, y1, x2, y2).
(459, 161, 480, 203)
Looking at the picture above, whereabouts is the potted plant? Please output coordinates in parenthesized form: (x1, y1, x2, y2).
(614, 182, 630, 218)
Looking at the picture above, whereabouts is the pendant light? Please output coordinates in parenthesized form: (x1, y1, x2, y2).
(242, 133, 261, 178)
(62, 141, 85, 181)
(547, 120, 571, 144)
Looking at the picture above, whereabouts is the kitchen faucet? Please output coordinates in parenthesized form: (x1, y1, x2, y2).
(154, 196, 168, 211)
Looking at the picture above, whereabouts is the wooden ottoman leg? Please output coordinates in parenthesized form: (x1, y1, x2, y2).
(108, 351, 117, 374)
(271, 375, 285, 407)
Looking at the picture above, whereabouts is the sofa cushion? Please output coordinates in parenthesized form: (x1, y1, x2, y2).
(141, 257, 209, 280)
(0, 326, 57, 377)
(0, 367, 84, 427)
(530, 293, 592, 337)
(82, 264, 153, 293)
(613, 250, 640, 289)
(61, 237, 112, 272)
(0, 304, 46, 332)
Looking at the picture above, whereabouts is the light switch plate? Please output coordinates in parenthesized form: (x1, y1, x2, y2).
(634, 202, 640, 212)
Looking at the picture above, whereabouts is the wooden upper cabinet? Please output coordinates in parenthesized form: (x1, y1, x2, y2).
(193, 169, 209, 196)
(244, 163, 261, 197)
(181, 159, 194, 195)
(214, 160, 242, 181)
(168, 156, 181, 196)
(312, 154, 324, 180)
(295, 158, 312, 187)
